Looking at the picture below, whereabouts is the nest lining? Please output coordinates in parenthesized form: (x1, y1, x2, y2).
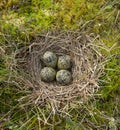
(15, 30, 105, 111)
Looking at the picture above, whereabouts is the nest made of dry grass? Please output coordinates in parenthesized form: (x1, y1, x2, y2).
(15, 30, 105, 112)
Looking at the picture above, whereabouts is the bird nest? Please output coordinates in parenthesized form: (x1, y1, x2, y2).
(15, 30, 105, 112)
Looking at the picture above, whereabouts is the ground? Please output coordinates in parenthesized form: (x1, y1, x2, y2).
(0, 0, 120, 129)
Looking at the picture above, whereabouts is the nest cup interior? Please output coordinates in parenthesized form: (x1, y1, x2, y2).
(16, 30, 104, 110)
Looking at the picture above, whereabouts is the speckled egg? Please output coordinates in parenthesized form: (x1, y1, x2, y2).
(40, 67, 56, 82)
(57, 55, 71, 70)
(43, 51, 57, 68)
(56, 70, 72, 85)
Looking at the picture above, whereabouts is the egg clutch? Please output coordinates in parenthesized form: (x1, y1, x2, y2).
(40, 51, 72, 85)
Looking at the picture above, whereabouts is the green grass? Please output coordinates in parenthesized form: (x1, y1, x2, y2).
(0, 0, 120, 129)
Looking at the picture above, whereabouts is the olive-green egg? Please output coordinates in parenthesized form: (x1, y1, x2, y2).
(43, 51, 57, 68)
(40, 67, 56, 82)
(57, 55, 71, 70)
(56, 70, 72, 85)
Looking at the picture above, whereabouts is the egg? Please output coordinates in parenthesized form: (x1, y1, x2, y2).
(56, 70, 72, 85)
(43, 51, 57, 68)
(57, 55, 71, 70)
(40, 67, 56, 82)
